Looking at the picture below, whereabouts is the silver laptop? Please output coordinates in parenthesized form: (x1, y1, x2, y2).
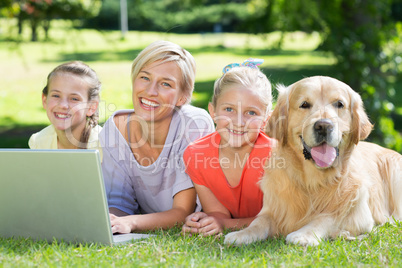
(0, 149, 152, 245)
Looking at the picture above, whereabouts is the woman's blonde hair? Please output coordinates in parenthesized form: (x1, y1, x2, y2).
(43, 61, 101, 148)
(212, 66, 272, 116)
(131, 40, 196, 104)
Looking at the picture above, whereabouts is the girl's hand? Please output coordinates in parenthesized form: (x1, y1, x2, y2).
(110, 213, 135, 234)
(182, 212, 224, 236)
(182, 212, 208, 235)
(198, 215, 224, 236)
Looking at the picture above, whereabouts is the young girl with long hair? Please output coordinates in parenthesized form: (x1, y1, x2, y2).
(29, 61, 102, 151)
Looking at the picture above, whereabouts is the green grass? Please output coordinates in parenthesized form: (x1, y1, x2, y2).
(1, 223, 402, 267)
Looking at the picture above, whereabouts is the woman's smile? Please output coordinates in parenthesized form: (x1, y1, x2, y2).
(139, 97, 160, 109)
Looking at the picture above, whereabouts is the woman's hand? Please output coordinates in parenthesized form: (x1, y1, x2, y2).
(110, 213, 136, 234)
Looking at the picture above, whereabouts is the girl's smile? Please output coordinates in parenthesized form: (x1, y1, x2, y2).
(42, 73, 96, 144)
(227, 129, 246, 135)
(54, 112, 71, 119)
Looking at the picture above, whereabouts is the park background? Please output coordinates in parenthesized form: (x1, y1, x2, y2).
(1, 0, 402, 152)
(1, 0, 402, 267)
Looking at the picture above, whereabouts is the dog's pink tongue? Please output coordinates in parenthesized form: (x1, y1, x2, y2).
(310, 143, 337, 168)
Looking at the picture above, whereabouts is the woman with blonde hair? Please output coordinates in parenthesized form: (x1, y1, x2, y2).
(100, 40, 214, 233)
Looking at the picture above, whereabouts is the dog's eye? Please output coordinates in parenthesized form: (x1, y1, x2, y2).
(299, 101, 311, 109)
(335, 100, 344, 109)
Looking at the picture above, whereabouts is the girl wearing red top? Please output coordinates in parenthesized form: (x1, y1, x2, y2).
(182, 59, 275, 236)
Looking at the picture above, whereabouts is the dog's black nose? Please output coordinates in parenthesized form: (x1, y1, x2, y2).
(314, 119, 334, 136)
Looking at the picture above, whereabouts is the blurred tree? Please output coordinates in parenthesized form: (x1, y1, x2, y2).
(20, 0, 52, 41)
(317, 0, 402, 150)
(244, 0, 402, 151)
(140, 0, 249, 33)
(0, 0, 14, 8)
(84, 0, 140, 30)
(85, 0, 250, 33)
(1, 0, 102, 41)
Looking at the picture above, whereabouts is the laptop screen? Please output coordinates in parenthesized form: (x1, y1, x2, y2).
(0, 149, 114, 245)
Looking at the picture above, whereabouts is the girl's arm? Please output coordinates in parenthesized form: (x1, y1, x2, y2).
(110, 188, 196, 233)
(195, 183, 231, 218)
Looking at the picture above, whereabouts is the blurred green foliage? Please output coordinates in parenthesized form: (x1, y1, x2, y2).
(317, 0, 402, 150)
(1, 0, 401, 151)
(243, 0, 402, 151)
(0, 0, 101, 41)
(85, 0, 249, 33)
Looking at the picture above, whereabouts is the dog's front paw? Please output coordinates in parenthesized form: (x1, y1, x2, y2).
(286, 230, 320, 246)
(224, 230, 250, 246)
(224, 229, 261, 246)
(224, 227, 268, 246)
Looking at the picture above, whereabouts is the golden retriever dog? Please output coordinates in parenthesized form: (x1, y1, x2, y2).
(224, 76, 402, 246)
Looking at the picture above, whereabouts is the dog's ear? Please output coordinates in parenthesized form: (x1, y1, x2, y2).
(266, 84, 289, 145)
(351, 90, 373, 144)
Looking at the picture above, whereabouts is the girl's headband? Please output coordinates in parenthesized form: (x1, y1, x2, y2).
(222, 58, 264, 74)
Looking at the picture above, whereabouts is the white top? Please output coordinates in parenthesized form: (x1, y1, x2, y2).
(100, 105, 214, 215)
(28, 124, 103, 158)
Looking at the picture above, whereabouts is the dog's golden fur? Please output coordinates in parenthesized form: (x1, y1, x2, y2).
(224, 76, 402, 246)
